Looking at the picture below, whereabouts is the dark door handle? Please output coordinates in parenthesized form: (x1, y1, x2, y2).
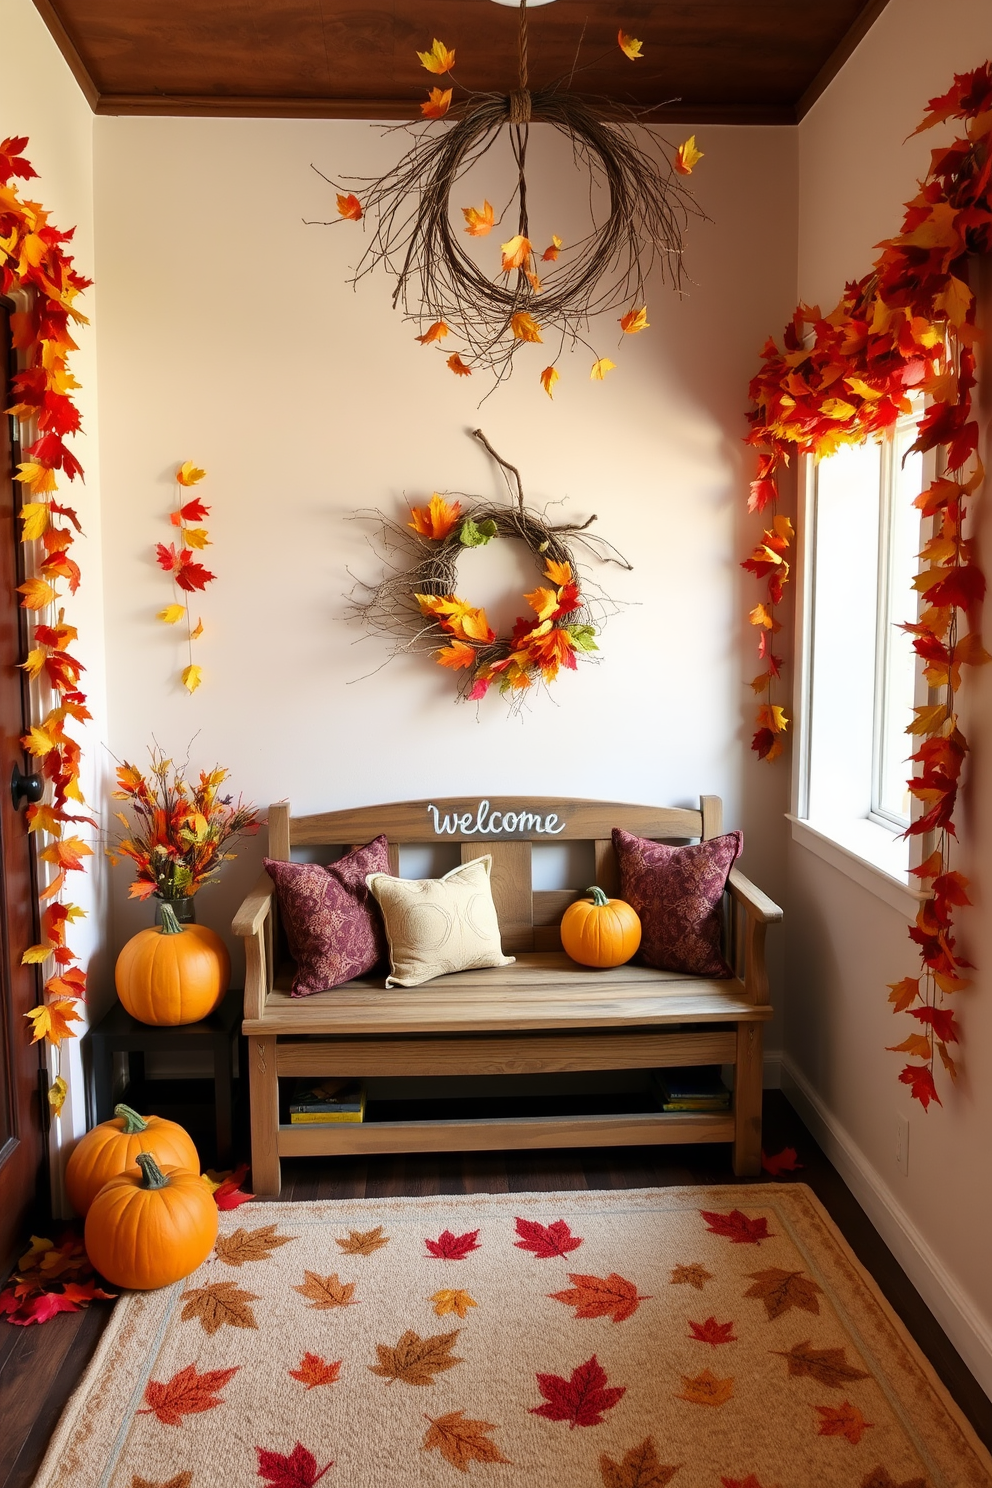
(11, 763, 44, 811)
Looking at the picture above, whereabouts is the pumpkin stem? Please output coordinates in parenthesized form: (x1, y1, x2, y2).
(585, 886, 610, 907)
(157, 902, 185, 936)
(114, 1103, 149, 1134)
(135, 1152, 170, 1190)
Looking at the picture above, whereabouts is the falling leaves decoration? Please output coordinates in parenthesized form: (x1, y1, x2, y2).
(514, 1216, 584, 1258)
(548, 1272, 648, 1323)
(816, 1401, 874, 1445)
(214, 1225, 295, 1268)
(675, 1369, 734, 1407)
(772, 1340, 871, 1389)
(530, 1354, 626, 1429)
(700, 1209, 773, 1245)
(743, 1269, 823, 1320)
(138, 1362, 239, 1426)
(600, 1437, 682, 1488)
(288, 1354, 342, 1390)
(368, 1328, 463, 1387)
(743, 65, 992, 1104)
(156, 462, 216, 693)
(422, 1411, 511, 1472)
(179, 1280, 260, 1336)
(255, 1443, 333, 1488)
(292, 1271, 358, 1310)
(335, 1226, 389, 1256)
(3, 138, 93, 1100)
(320, 8, 702, 390)
(424, 1228, 481, 1261)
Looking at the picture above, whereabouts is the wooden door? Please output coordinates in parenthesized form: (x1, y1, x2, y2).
(0, 295, 46, 1272)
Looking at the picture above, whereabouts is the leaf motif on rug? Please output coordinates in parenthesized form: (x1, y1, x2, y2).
(514, 1217, 583, 1258)
(422, 1410, 511, 1470)
(425, 1229, 481, 1261)
(137, 1363, 239, 1426)
(687, 1316, 737, 1346)
(816, 1401, 874, 1444)
(335, 1226, 389, 1256)
(675, 1369, 734, 1407)
(293, 1272, 358, 1309)
(599, 1436, 682, 1487)
(369, 1328, 463, 1386)
(214, 1225, 295, 1268)
(431, 1288, 478, 1319)
(255, 1442, 333, 1488)
(859, 1470, 927, 1488)
(743, 1269, 823, 1320)
(130, 1475, 193, 1488)
(179, 1281, 260, 1335)
(288, 1354, 342, 1390)
(720, 1476, 779, 1488)
(548, 1273, 649, 1323)
(699, 1210, 774, 1245)
(669, 1263, 712, 1291)
(772, 1341, 870, 1388)
(530, 1354, 626, 1427)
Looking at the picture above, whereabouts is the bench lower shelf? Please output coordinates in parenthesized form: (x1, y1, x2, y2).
(275, 1109, 735, 1156)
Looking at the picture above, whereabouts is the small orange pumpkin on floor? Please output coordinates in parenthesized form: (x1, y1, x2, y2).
(115, 902, 231, 1026)
(560, 885, 641, 968)
(65, 1103, 201, 1216)
(84, 1151, 218, 1290)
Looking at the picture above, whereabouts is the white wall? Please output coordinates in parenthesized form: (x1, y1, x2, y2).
(91, 113, 798, 1042)
(788, 0, 992, 1396)
(0, 0, 110, 1165)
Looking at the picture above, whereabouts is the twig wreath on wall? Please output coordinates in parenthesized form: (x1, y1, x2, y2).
(319, 1, 705, 394)
(742, 62, 992, 1111)
(351, 429, 631, 704)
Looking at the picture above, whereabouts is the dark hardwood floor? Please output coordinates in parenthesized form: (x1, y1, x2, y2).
(1, 1091, 989, 1487)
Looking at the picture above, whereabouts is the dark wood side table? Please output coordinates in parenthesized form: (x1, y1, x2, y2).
(86, 987, 243, 1166)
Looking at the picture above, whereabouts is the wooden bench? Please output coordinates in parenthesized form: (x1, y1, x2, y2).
(235, 795, 782, 1197)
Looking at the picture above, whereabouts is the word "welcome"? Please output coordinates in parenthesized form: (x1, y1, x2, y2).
(426, 801, 567, 836)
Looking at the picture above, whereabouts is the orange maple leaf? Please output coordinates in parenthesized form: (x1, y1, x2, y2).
(462, 201, 495, 237)
(549, 1272, 649, 1323)
(591, 358, 617, 381)
(620, 306, 649, 334)
(421, 87, 452, 119)
(336, 193, 362, 221)
(408, 494, 461, 540)
(511, 311, 542, 343)
(25, 999, 83, 1046)
(674, 136, 704, 175)
(618, 31, 644, 59)
(437, 641, 476, 670)
(417, 38, 455, 74)
(544, 558, 572, 586)
(447, 354, 472, 376)
(415, 321, 449, 345)
(40, 836, 93, 871)
(675, 1369, 734, 1407)
(288, 1353, 342, 1390)
(500, 234, 532, 272)
(815, 1400, 873, 1445)
(542, 234, 563, 262)
(540, 366, 560, 399)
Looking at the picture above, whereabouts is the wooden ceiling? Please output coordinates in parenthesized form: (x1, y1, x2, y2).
(34, 0, 890, 125)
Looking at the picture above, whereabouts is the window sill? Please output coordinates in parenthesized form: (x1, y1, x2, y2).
(786, 814, 926, 915)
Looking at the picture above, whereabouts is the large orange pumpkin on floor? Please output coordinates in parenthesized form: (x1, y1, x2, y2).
(84, 1151, 218, 1290)
(65, 1103, 200, 1215)
(560, 885, 642, 968)
(115, 902, 230, 1026)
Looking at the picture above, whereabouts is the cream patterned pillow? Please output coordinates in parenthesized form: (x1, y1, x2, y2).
(366, 855, 515, 988)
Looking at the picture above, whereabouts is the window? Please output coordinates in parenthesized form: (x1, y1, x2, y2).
(796, 405, 927, 881)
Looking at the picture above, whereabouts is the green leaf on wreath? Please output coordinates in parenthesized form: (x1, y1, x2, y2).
(459, 518, 498, 548)
(565, 625, 598, 652)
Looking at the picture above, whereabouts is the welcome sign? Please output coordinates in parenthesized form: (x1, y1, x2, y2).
(426, 800, 567, 837)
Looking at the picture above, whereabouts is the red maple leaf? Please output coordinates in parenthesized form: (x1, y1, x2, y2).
(173, 497, 210, 524)
(425, 1228, 480, 1261)
(909, 1005, 961, 1044)
(529, 1354, 626, 1428)
(700, 1209, 773, 1244)
(175, 551, 216, 592)
(688, 1316, 737, 1345)
(0, 135, 38, 182)
(899, 1064, 942, 1110)
(256, 1442, 332, 1488)
(721, 1477, 771, 1488)
(212, 1163, 254, 1209)
(815, 1400, 874, 1444)
(761, 1146, 803, 1176)
(514, 1217, 583, 1258)
(139, 1362, 239, 1426)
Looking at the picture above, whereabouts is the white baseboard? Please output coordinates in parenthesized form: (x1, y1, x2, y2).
(781, 1052, 992, 1402)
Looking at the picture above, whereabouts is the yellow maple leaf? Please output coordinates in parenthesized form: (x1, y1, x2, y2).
(620, 305, 650, 334)
(750, 672, 772, 694)
(540, 366, 560, 399)
(748, 602, 780, 630)
(183, 527, 211, 549)
(421, 87, 452, 119)
(158, 603, 186, 624)
(25, 999, 82, 1046)
(20, 503, 50, 541)
(525, 586, 558, 621)
(821, 397, 857, 420)
(21, 944, 54, 964)
(18, 576, 57, 610)
(934, 275, 973, 329)
(460, 607, 494, 643)
(541, 234, 563, 262)
(544, 558, 572, 586)
(431, 1288, 478, 1319)
(48, 1075, 68, 1115)
(757, 704, 788, 733)
(417, 38, 455, 74)
(15, 462, 58, 494)
(674, 136, 704, 175)
(182, 664, 203, 693)
(618, 30, 644, 59)
(415, 320, 449, 345)
(591, 358, 617, 381)
(409, 494, 461, 541)
(462, 200, 495, 237)
(190, 618, 204, 641)
(500, 234, 532, 272)
(511, 311, 542, 343)
(23, 724, 57, 756)
(20, 647, 46, 679)
(177, 460, 206, 486)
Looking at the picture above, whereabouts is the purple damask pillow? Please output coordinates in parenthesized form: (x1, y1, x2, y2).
(264, 836, 390, 996)
(612, 827, 743, 977)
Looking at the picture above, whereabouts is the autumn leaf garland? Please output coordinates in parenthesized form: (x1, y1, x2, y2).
(1, 136, 94, 1101)
(156, 460, 216, 693)
(744, 62, 992, 1109)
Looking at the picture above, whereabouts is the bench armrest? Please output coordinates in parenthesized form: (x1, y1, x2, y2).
(728, 869, 783, 926)
(232, 872, 275, 1019)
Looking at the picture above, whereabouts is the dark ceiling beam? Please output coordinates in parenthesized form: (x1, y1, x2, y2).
(31, 0, 99, 110)
(796, 0, 891, 119)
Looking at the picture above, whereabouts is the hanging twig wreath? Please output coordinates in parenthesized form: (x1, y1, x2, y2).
(316, 3, 705, 393)
(350, 429, 631, 704)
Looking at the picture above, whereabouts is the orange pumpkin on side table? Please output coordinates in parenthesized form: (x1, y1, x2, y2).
(115, 902, 230, 1026)
(560, 886, 642, 969)
(65, 1103, 200, 1215)
(84, 1151, 218, 1290)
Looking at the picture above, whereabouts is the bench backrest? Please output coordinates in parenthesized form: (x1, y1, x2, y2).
(267, 795, 724, 954)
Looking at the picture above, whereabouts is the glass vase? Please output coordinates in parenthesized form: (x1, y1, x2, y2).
(154, 895, 196, 926)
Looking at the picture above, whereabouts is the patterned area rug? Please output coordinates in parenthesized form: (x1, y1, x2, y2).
(33, 1185, 991, 1488)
